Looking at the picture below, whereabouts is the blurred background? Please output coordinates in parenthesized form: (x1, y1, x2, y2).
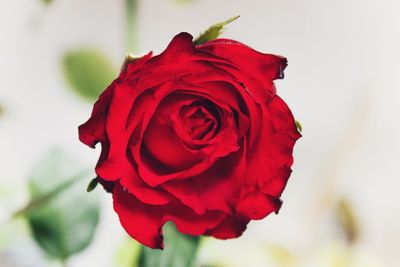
(1, 0, 399, 266)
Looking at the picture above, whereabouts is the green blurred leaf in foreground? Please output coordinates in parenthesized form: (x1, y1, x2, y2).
(62, 48, 115, 100)
(138, 222, 200, 267)
(194, 15, 240, 45)
(24, 149, 100, 261)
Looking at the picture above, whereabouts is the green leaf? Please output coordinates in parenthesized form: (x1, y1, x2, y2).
(295, 120, 303, 132)
(86, 177, 99, 192)
(25, 149, 100, 261)
(138, 222, 200, 267)
(62, 48, 115, 100)
(194, 15, 240, 45)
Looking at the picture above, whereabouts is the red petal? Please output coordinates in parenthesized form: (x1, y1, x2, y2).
(162, 141, 246, 215)
(205, 215, 249, 239)
(197, 38, 287, 89)
(237, 192, 282, 220)
(237, 95, 300, 219)
(78, 83, 115, 148)
(119, 164, 172, 205)
(158, 32, 195, 60)
(124, 52, 153, 76)
(113, 184, 165, 249)
(113, 184, 225, 249)
(142, 94, 206, 171)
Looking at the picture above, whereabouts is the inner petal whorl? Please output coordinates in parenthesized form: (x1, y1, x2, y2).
(179, 101, 219, 141)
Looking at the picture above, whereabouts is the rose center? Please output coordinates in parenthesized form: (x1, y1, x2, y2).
(179, 100, 219, 141)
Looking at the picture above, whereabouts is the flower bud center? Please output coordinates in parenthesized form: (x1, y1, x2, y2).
(179, 100, 219, 141)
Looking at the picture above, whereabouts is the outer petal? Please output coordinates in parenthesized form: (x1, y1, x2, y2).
(79, 51, 154, 149)
(236, 192, 282, 220)
(113, 184, 225, 249)
(79, 52, 154, 182)
(123, 52, 153, 76)
(140, 32, 238, 75)
(205, 215, 249, 239)
(113, 184, 164, 249)
(78, 82, 115, 148)
(197, 38, 287, 93)
(237, 95, 301, 220)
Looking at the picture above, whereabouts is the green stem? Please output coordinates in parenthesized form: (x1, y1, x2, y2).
(125, 0, 139, 53)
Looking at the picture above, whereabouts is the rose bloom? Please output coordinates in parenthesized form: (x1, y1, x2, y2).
(79, 33, 301, 249)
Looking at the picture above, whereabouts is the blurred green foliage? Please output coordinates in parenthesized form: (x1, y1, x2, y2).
(116, 238, 141, 267)
(24, 149, 100, 261)
(194, 16, 240, 45)
(138, 222, 200, 267)
(125, 0, 139, 53)
(62, 49, 115, 101)
(41, 0, 53, 5)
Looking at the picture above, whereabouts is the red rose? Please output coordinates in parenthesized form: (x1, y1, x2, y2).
(79, 33, 301, 249)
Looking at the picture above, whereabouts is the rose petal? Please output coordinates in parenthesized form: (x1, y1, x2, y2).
(113, 184, 225, 249)
(197, 38, 287, 94)
(142, 94, 206, 171)
(98, 80, 174, 182)
(237, 95, 301, 219)
(144, 32, 237, 73)
(79, 53, 155, 184)
(113, 184, 165, 249)
(162, 141, 246, 215)
(123, 51, 153, 76)
(260, 165, 293, 197)
(78, 82, 115, 148)
(236, 191, 282, 220)
(120, 162, 172, 205)
(205, 215, 249, 239)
